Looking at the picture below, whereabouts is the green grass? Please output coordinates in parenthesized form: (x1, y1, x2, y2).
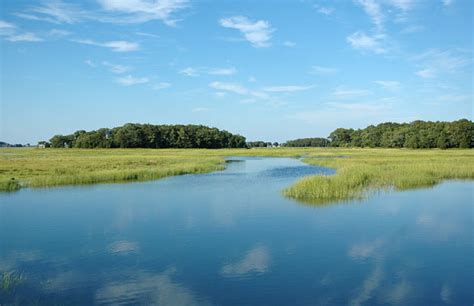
(282, 148, 474, 204)
(1, 148, 473, 204)
(0, 148, 226, 191)
(1, 271, 25, 292)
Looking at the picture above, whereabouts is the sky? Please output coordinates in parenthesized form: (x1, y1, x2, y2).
(0, 0, 472, 144)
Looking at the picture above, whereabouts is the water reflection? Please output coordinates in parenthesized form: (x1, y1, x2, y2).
(0, 158, 472, 305)
(221, 245, 271, 278)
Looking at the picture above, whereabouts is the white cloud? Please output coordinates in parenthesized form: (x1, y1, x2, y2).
(116, 75, 149, 86)
(0, 20, 16, 32)
(152, 82, 171, 90)
(220, 16, 274, 48)
(17, 0, 189, 26)
(356, 0, 384, 30)
(328, 102, 390, 112)
(84, 59, 96, 67)
(443, 0, 454, 6)
(416, 69, 436, 78)
(314, 5, 334, 15)
(17, 1, 86, 24)
(400, 25, 424, 34)
(102, 61, 130, 73)
(209, 81, 249, 95)
(374, 80, 401, 90)
(310, 65, 338, 75)
(207, 67, 237, 76)
(389, 0, 415, 11)
(73, 39, 139, 52)
(209, 81, 269, 99)
(6, 32, 43, 42)
(331, 88, 372, 99)
(180, 67, 237, 76)
(135, 31, 159, 38)
(98, 0, 189, 25)
(414, 49, 471, 78)
(179, 67, 199, 77)
(283, 41, 296, 47)
(48, 28, 71, 37)
(346, 31, 386, 54)
(0, 20, 42, 42)
(263, 85, 314, 92)
(221, 246, 270, 277)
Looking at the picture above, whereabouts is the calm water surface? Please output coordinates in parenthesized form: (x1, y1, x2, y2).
(0, 157, 472, 305)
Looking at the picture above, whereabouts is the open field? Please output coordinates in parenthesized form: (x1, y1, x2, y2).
(1, 148, 473, 203)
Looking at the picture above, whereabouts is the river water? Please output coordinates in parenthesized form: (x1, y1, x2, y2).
(0, 157, 472, 305)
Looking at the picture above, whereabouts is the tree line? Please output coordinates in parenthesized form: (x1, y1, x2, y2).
(39, 119, 472, 150)
(46, 124, 247, 149)
(284, 137, 330, 147)
(283, 119, 472, 149)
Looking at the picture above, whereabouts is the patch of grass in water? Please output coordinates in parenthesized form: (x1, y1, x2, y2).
(283, 149, 474, 204)
(1, 271, 25, 292)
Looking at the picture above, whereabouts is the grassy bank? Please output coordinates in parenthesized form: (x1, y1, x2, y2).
(0, 148, 226, 191)
(282, 149, 474, 204)
(1, 148, 473, 204)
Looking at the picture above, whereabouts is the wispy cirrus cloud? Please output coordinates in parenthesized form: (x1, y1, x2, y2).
(374, 80, 401, 90)
(102, 61, 130, 74)
(97, 0, 189, 25)
(48, 28, 71, 37)
(331, 87, 372, 99)
(346, 31, 387, 54)
(314, 5, 334, 15)
(413, 49, 471, 78)
(6, 32, 43, 42)
(220, 16, 274, 48)
(15, 1, 86, 24)
(152, 82, 171, 90)
(209, 81, 269, 99)
(356, 0, 384, 30)
(263, 85, 314, 93)
(15, 0, 189, 26)
(310, 65, 338, 75)
(72, 39, 139, 52)
(116, 75, 149, 86)
(0, 20, 42, 42)
(180, 66, 237, 77)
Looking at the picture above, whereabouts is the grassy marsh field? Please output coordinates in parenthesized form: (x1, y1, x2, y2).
(1, 148, 473, 204)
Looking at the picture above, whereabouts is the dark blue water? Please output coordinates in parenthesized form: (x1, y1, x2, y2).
(0, 157, 472, 305)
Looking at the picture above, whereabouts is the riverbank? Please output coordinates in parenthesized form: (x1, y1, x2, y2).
(1, 148, 473, 204)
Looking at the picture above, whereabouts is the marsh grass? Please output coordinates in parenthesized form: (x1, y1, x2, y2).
(1, 271, 25, 292)
(283, 149, 474, 204)
(1, 148, 473, 205)
(0, 149, 225, 191)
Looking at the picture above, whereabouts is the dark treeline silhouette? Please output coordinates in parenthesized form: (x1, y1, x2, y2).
(285, 137, 330, 147)
(328, 119, 473, 149)
(48, 123, 247, 149)
(247, 141, 280, 148)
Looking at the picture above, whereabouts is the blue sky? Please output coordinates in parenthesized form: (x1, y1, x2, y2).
(0, 0, 472, 144)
